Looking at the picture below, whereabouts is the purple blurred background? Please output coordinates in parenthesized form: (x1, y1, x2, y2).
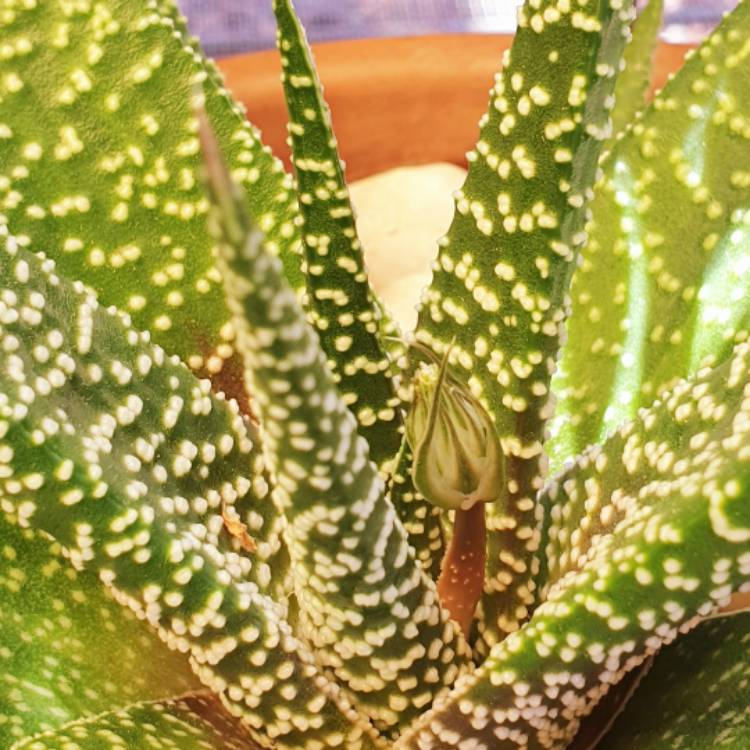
(179, 0, 735, 59)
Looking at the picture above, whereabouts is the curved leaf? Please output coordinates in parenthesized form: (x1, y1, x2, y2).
(0, 230, 386, 750)
(0, 0, 302, 406)
(551, 0, 750, 470)
(399, 476, 749, 749)
(542, 341, 750, 594)
(13, 692, 259, 750)
(0, 518, 198, 747)
(202, 116, 472, 735)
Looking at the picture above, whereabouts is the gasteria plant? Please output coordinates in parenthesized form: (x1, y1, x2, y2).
(0, 0, 749, 748)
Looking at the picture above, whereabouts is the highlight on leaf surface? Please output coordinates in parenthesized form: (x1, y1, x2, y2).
(13, 693, 261, 750)
(0, 517, 199, 747)
(550, 0, 750, 471)
(0, 0, 304, 408)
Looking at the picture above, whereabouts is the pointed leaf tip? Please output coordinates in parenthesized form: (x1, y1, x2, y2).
(273, 0, 403, 469)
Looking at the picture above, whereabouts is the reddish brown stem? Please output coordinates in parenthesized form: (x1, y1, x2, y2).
(436, 502, 486, 637)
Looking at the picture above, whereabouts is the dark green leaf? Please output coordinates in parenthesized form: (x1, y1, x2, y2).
(601, 612, 750, 749)
(272, 0, 402, 468)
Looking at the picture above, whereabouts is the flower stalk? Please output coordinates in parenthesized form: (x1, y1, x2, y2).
(405, 344, 503, 634)
(437, 502, 487, 638)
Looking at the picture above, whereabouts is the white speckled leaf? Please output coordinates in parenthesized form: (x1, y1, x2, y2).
(0, 228, 386, 750)
(0, 0, 303, 408)
(0, 517, 199, 747)
(551, 0, 750, 471)
(542, 345, 750, 595)
(386, 441, 445, 580)
(5, 0, 750, 747)
(12, 692, 261, 750)
(272, 0, 403, 469)
(600, 612, 750, 749)
(201, 116, 473, 736)
(413, 0, 636, 652)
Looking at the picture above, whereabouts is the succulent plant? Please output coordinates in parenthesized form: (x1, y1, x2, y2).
(1, 0, 749, 748)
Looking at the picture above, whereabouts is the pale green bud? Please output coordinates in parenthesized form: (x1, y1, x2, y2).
(405, 348, 505, 511)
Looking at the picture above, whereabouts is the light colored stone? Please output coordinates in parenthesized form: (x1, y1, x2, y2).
(351, 162, 467, 332)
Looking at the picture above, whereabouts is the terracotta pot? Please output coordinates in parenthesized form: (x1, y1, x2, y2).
(217, 34, 694, 181)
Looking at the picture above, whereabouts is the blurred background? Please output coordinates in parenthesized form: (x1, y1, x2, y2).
(185, 0, 736, 329)
(181, 0, 735, 59)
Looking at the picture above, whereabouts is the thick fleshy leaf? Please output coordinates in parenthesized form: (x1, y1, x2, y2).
(0, 0, 303, 407)
(272, 0, 402, 468)
(542, 336, 750, 593)
(13, 692, 259, 750)
(400, 509, 748, 750)
(600, 611, 750, 749)
(201, 117, 472, 735)
(0, 230, 386, 750)
(550, 0, 750, 470)
(609, 0, 663, 139)
(0, 517, 198, 747)
(414, 0, 635, 652)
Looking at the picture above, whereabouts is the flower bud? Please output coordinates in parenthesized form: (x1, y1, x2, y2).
(405, 348, 504, 511)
